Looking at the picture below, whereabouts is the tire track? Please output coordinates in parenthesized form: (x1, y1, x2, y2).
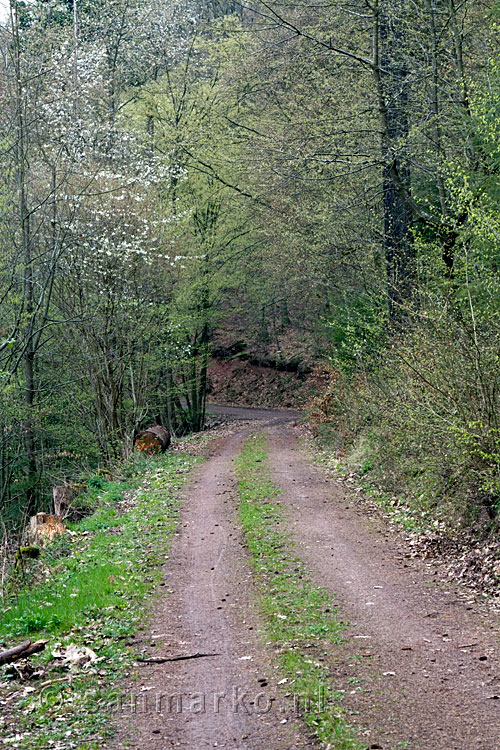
(114, 421, 316, 749)
(265, 423, 500, 750)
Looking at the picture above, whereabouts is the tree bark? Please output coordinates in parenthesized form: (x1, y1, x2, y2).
(0, 640, 46, 666)
(11, 0, 38, 508)
(378, 0, 414, 325)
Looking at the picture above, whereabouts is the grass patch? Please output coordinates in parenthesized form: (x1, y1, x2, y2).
(0, 450, 198, 749)
(235, 435, 364, 750)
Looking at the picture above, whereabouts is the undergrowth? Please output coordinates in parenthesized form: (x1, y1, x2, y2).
(308, 298, 500, 538)
(0, 450, 198, 749)
(235, 435, 364, 750)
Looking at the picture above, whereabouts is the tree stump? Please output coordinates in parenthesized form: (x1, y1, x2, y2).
(25, 513, 65, 547)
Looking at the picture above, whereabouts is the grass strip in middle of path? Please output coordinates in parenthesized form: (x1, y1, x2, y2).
(235, 434, 364, 750)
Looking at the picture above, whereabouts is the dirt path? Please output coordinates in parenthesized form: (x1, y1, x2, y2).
(265, 422, 500, 750)
(113, 416, 314, 750)
(115, 408, 499, 750)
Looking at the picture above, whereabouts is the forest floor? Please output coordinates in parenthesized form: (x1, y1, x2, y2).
(113, 406, 500, 750)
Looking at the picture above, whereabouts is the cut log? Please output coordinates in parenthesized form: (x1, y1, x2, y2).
(134, 424, 171, 454)
(0, 640, 47, 666)
(25, 513, 65, 547)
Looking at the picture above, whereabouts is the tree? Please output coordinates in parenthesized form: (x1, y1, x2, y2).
(0, 0, 193, 519)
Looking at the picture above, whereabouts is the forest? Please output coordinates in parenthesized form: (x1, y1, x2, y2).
(1, 0, 499, 538)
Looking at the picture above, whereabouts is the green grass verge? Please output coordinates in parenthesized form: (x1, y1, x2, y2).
(309, 440, 423, 534)
(235, 435, 364, 750)
(0, 450, 198, 749)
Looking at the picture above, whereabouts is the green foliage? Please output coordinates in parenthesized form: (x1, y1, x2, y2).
(324, 292, 388, 373)
(322, 296, 500, 530)
(0, 448, 197, 749)
(2, 0, 500, 544)
(313, 50, 500, 534)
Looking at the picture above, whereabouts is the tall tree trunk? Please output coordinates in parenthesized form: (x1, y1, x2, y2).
(11, 0, 37, 509)
(375, 0, 414, 325)
(197, 322, 209, 431)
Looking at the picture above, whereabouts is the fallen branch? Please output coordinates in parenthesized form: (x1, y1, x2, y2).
(138, 652, 220, 664)
(0, 640, 47, 666)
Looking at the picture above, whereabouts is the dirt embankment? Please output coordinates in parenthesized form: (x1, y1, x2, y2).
(207, 358, 320, 409)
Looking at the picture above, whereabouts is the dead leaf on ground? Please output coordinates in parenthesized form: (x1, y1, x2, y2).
(51, 644, 98, 669)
